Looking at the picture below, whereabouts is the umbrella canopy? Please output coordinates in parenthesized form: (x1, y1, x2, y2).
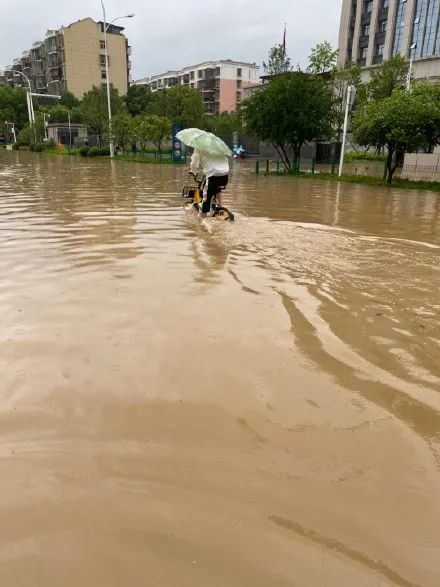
(176, 128, 232, 157)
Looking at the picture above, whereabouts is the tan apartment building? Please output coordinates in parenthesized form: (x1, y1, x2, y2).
(134, 60, 260, 114)
(0, 18, 131, 98)
(338, 0, 440, 81)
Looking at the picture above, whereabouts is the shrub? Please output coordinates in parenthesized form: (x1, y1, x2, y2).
(12, 142, 20, 151)
(345, 151, 386, 162)
(30, 142, 46, 152)
(87, 146, 110, 157)
(79, 146, 89, 157)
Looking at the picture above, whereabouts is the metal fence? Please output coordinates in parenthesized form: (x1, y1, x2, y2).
(255, 158, 388, 178)
(400, 165, 440, 181)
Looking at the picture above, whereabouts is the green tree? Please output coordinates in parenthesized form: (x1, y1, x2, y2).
(332, 61, 362, 141)
(59, 91, 80, 109)
(132, 114, 152, 150)
(366, 55, 408, 101)
(165, 85, 205, 127)
(79, 85, 124, 141)
(263, 44, 291, 75)
(125, 84, 154, 116)
(112, 110, 135, 149)
(0, 85, 29, 130)
(148, 115, 171, 152)
(45, 105, 82, 123)
(16, 124, 34, 146)
(203, 111, 243, 137)
(308, 41, 338, 74)
(131, 114, 171, 151)
(353, 87, 440, 183)
(242, 72, 333, 171)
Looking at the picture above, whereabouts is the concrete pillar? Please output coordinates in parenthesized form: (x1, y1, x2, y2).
(402, 0, 417, 57)
(338, 0, 352, 66)
(352, 0, 364, 61)
(383, 0, 399, 59)
(367, 0, 381, 66)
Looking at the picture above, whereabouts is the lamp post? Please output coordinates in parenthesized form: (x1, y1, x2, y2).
(100, 1, 134, 158)
(338, 85, 355, 177)
(11, 69, 35, 128)
(4, 121, 17, 143)
(407, 43, 417, 91)
(43, 112, 50, 140)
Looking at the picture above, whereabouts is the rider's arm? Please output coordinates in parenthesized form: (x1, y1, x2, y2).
(190, 150, 200, 175)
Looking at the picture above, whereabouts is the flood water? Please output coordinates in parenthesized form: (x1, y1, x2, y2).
(1, 151, 439, 587)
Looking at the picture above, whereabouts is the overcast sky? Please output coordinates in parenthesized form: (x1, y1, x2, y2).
(0, 0, 342, 79)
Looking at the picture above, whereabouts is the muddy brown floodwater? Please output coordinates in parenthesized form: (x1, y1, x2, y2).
(0, 151, 439, 586)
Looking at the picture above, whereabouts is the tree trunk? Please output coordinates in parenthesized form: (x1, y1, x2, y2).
(292, 144, 302, 173)
(273, 143, 291, 173)
(386, 147, 394, 183)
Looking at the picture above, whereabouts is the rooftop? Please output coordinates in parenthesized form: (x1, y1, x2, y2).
(136, 59, 259, 84)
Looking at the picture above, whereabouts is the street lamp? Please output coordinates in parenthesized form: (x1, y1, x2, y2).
(43, 112, 50, 140)
(338, 85, 356, 177)
(407, 43, 417, 91)
(10, 69, 35, 128)
(100, 1, 134, 158)
(4, 120, 17, 143)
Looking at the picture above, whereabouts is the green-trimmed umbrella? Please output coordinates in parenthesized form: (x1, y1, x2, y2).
(176, 128, 232, 157)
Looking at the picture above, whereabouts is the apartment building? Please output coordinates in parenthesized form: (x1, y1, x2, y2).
(338, 0, 440, 80)
(0, 18, 131, 98)
(134, 60, 260, 114)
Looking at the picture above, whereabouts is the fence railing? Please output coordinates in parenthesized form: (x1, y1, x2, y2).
(255, 158, 389, 179)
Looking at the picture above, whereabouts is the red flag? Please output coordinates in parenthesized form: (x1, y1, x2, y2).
(282, 24, 287, 54)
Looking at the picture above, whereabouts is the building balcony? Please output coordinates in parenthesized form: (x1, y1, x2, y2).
(357, 57, 367, 66)
(375, 31, 386, 44)
(359, 35, 370, 48)
(373, 55, 383, 65)
(360, 13, 371, 25)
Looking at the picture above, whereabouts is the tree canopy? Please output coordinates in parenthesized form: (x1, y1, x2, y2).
(0, 85, 29, 130)
(79, 85, 124, 139)
(242, 72, 334, 170)
(365, 55, 409, 102)
(308, 41, 338, 74)
(263, 44, 291, 75)
(125, 84, 154, 116)
(353, 86, 440, 182)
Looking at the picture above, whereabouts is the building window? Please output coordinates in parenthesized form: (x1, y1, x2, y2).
(377, 43, 385, 55)
(101, 70, 107, 79)
(363, 24, 371, 35)
(190, 71, 194, 80)
(236, 91, 242, 103)
(360, 47, 368, 59)
(215, 67, 220, 76)
(392, 0, 408, 55)
(382, 0, 389, 7)
(237, 79, 242, 88)
(198, 70, 203, 78)
(100, 40, 106, 50)
(237, 67, 242, 77)
(100, 54, 107, 67)
(365, 1, 373, 12)
(379, 20, 387, 32)
(410, 0, 440, 58)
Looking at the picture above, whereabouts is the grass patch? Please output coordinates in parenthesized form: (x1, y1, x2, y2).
(265, 170, 440, 192)
(114, 155, 182, 165)
(345, 151, 386, 162)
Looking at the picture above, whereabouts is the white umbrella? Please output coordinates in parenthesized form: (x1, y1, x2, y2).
(176, 128, 232, 157)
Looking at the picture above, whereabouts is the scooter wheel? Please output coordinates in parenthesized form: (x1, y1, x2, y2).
(216, 207, 234, 221)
